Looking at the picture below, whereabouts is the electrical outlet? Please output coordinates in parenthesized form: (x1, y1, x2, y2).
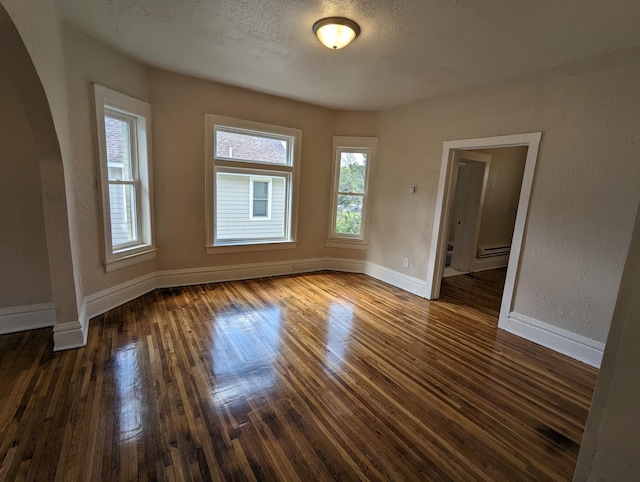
(403, 257, 409, 268)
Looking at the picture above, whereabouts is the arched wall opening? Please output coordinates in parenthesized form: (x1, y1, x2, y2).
(0, 3, 85, 349)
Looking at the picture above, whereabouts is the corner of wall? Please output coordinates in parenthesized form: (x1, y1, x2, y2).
(52, 297, 88, 351)
(53, 321, 86, 351)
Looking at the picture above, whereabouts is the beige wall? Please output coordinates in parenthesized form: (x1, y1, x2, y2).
(574, 201, 640, 480)
(60, 25, 380, 296)
(150, 69, 336, 270)
(371, 47, 640, 343)
(334, 111, 378, 137)
(42, 18, 640, 350)
(326, 110, 379, 260)
(62, 24, 155, 294)
(0, 67, 52, 308)
(0, 0, 83, 330)
(3, 7, 639, 475)
(476, 146, 527, 249)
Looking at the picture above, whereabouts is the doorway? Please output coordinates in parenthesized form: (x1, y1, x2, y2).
(425, 133, 542, 330)
(444, 151, 491, 277)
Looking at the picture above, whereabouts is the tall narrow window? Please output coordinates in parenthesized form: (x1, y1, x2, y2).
(105, 114, 138, 247)
(94, 85, 155, 271)
(250, 178, 272, 220)
(328, 137, 377, 247)
(205, 114, 300, 252)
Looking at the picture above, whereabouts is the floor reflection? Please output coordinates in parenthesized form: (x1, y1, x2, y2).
(114, 342, 142, 442)
(210, 306, 282, 407)
(326, 302, 354, 369)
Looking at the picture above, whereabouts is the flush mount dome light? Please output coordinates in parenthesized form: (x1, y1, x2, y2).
(313, 17, 361, 50)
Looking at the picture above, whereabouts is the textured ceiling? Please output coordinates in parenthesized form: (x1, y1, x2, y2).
(54, 0, 640, 110)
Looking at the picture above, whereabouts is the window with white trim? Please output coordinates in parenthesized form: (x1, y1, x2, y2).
(205, 115, 300, 252)
(327, 136, 376, 247)
(250, 178, 272, 220)
(94, 84, 155, 271)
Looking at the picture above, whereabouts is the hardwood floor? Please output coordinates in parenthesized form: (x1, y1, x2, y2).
(0, 270, 598, 481)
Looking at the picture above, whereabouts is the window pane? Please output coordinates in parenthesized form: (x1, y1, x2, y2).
(253, 181, 269, 199)
(216, 172, 286, 240)
(253, 200, 268, 217)
(335, 194, 363, 235)
(109, 184, 137, 247)
(338, 152, 367, 193)
(105, 115, 133, 181)
(216, 130, 288, 164)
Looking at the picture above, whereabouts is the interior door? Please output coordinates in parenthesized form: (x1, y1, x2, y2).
(448, 151, 491, 273)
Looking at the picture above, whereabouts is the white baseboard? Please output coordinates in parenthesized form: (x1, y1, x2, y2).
(85, 272, 156, 320)
(11, 261, 606, 368)
(505, 312, 605, 368)
(363, 262, 428, 297)
(84, 258, 333, 321)
(0, 303, 56, 335)
(473, 255, 509, 272)
(155, 257, 328, 289)
(326, 257, 365, 272)
(79, 260, 605, 368)
(53, 319, 87, 351)
(83, 257, 427, 323)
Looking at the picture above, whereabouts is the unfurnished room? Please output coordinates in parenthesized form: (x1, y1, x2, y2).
(1, 0, 639, 480)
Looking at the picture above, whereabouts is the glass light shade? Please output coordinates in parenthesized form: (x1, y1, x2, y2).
(313, 17, 360, 50)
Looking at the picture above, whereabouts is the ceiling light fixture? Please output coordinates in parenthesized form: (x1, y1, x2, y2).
(313, 17, 361, 50)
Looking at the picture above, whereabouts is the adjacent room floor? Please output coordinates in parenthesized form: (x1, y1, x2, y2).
(0, 270, 598, 480)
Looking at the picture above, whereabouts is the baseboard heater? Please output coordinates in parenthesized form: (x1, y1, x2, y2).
(477, 245, 511, 258)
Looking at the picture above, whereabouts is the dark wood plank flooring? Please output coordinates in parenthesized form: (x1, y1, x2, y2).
(0, 270, 598, 481)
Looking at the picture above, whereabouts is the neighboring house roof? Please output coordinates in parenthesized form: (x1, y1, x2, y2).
(217, 131, 286, 163)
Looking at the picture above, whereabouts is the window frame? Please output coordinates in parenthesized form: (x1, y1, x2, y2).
(327, 136, 377, 248)
(104, 111, 140, 250)
(94, 84, 156, 272)
(249, 177, 273, 221)
(205, 114, 301, 253)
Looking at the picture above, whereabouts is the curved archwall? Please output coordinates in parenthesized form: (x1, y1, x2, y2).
(0, 2, 86, 349)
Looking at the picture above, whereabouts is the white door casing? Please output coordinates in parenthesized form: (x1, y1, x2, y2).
(425, 132, 542, 331)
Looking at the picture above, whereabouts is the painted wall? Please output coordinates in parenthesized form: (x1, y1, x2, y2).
(0, 67, 53, 309)
(325, 111, 379, 261)
(0, 0, 84, 341)
(62, 24, 155, 295)
(149, 69, 335, 270)
(334, 111, 378, 137)
(574, 201, 640, 480)
(60, 25, 376, 298)
(476, 146, 527, 249)
(28, 13, 640, 353)
(371, 47, 640, 343)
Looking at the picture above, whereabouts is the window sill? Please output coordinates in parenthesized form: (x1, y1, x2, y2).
(105, 247, 157, 272)
(326, 240, 369, 250)
(206, 241, 297, 255)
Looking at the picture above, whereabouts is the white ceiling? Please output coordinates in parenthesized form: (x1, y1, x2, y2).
(54, 0, 640, 111)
